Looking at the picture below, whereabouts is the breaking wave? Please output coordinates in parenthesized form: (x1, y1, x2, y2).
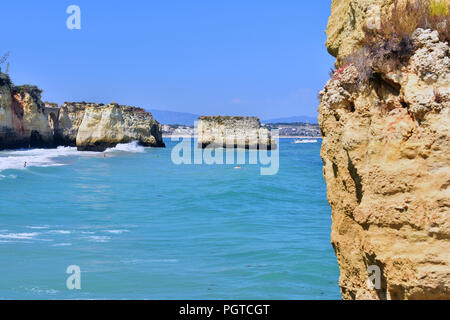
(0, 232, 40, 240)
(0, 141, 145, 172)
(104, 141, 145, 153)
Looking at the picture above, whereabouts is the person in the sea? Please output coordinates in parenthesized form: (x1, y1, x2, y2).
(234, 166, 241, 169)
(24, 161, 27, 168)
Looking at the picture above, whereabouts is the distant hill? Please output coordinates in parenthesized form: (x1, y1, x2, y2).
(262, 116, 318, 124)
(148, 109, 200, 126)
(148, 109, 318, 126)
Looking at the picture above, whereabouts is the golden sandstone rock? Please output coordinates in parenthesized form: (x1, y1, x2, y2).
(0, 82, 53, 148)
(76, 103, 164, 151)
(320, 0, 449, 299)
(0, 75, 164, 151)
(197, 116, 275, 149)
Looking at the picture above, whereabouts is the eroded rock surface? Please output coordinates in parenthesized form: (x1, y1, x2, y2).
(326, 0, 395, 64)
(0, 77, 53, 149)
(320, 1, 449, 300)
(76, 103, 164, 151)
(0, 74, 164, 151)
(55, 102, 91, 146)
(198, 116, 275, 149)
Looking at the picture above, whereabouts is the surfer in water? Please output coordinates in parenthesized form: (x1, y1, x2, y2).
(24, 161, 27, 168)
(234, 166, 241, 169)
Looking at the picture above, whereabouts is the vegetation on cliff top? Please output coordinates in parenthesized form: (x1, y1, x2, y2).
(0, 72, 12, 87)
(12, 85, 43, 101)
(363, 0, 449, 44)
(330, 0, 449, 87)
(0, 71, 44, 101)
(199, 116, 258, 124)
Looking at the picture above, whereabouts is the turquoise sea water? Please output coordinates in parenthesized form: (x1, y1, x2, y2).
(0, 138, 340, 299)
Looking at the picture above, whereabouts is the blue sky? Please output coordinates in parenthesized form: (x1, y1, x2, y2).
(1, 0, 334, 120)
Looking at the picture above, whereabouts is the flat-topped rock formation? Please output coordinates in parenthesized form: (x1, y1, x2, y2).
(319, 0, 449, 300)
(197, 116, 275, 149)
(0, 74, 165, 151)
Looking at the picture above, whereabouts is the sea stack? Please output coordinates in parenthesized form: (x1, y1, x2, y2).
(76, 103, 165, 151)
(0, 73, 165, 151)
(197, 116, 275, 149)
(319, 0, 449, 299)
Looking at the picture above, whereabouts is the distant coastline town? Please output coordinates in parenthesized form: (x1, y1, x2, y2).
(148, 109, 321, 139)
(162, 122, 321, 138)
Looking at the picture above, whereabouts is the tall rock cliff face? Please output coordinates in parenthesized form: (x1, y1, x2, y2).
(0, 75, 54, 149)
(320, 1, 449, 299)
(55, 102, 90, 146)
(0, 74, 165, 151)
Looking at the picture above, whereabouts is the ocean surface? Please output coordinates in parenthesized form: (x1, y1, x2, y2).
(0, 138, 340, 299)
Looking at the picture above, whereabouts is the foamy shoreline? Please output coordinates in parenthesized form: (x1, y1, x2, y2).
(0, 141, 145, 173)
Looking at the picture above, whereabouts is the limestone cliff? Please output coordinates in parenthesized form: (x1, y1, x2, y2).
(76, 103, 164, 151)
(55, 102, 91, 146)
(197, 116, 275, 149)
(0, 74, 165, 151)
(0, 75, 54, 149)
(326, 0, 396, 65)
(320, 0, 449, 299)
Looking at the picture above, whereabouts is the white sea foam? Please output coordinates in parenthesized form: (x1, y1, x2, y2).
(105, 229, 130, 234)
(24, 287, 58, 295)
(104, 141, 145, 153)
(51, 243, 72, 247)
(0, 141, 145, 172)
(25, 225, 50, 230)
(0, 232, 40, 240)
(0, 146, 80, 172)
(86, 235, 111, 243)
(151, 259, 179, 263)
(293, 139, 318, 144)
(48, 230, 71, 234)
(0, 174, 17, 180)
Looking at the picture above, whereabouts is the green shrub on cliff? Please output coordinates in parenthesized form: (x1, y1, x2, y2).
(330, 0, 449, 87)
(362, 0, 449, 45)
(12, 85, 43, 101)
(430, 0, 449, 15)
(199, 116, 248, 124)
(0, 73, 13, 87)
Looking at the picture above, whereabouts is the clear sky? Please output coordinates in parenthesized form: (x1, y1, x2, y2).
(1, 0, 334, 120)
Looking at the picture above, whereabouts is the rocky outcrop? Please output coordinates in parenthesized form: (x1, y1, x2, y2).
(197, 116, 275, 149)
(320, 0, 449, 300)
(326, 0, 396, 65)
(54, 102, 90, 146)
(76, 103, 164, 151)
(44, 102, 60, 141)
(0, 76, 54, 149)
(0, 74, 165, 151)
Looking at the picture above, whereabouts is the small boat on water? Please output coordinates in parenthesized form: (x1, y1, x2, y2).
(293, 139, 318, 144)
